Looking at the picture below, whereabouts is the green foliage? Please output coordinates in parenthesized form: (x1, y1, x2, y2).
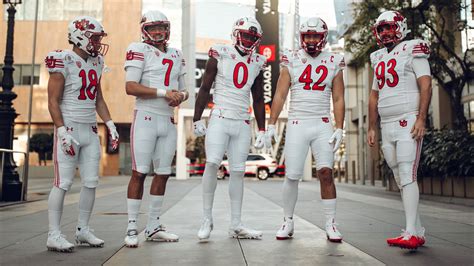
(29, 133, 53, 154)
(347, 0, 470, 130)
(419, 130, 474, 177)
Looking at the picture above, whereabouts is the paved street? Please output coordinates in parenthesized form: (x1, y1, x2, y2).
(1, 175, 473, 265)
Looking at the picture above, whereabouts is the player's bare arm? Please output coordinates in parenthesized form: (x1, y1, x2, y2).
(251, 71, 266, 130)
(367, 89, 379, 147)
(331, 71, 345, 129)
(411, 75, 432, 140)
(47, 72, 66, 128)
(193, 56, 218, 122)
(95, 82, 113, 122)
(268, 66, 291, 125)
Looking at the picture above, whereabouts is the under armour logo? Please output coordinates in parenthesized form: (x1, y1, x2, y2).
(321, 60, 327, 64)
(66, 127, 74, 132)
(145, 116, 152, 121)
(91, 126, 98, 134)
(399, 120, 407, 127)
(292, 121, 299, 124)
(393, 52, 399, 55)
(330, 56, 334, 63)
(93, 62, 98, 66)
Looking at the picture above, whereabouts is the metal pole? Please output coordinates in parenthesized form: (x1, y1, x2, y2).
(23, 0, 39, 201)
(0, 3, 22, 201)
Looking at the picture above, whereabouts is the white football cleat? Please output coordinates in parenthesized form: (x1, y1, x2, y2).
(197, 218, 214, 240)
(145, 224, 179, 242)
(325, 219, 343, 243)
(124, 229, 139, 248)
(46, 231, 75, 252)
(276, 218, 294, 240)
(75, 226, 105, 247)
(228, 224, 262, 240)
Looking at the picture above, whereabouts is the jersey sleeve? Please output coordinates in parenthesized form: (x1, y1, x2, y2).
(44, 50, 67, 77)
(334, 54, 345, 74)
(410, 39, 430, 59)
(369, 51, 378, 69)
(257, 54, 267, 71)
(208, 44, 222, 60)
(412, 57, 431, 78)
(371, 76, 378, 91)
(280, 49, 292, 69)
(124, 42, 146, 71)
(177, 49, 186, 76)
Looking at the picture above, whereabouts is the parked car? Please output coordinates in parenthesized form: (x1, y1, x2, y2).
(217, 154, 279, 180)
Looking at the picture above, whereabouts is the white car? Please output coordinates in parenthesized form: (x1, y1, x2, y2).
(217, 154, 278, 180)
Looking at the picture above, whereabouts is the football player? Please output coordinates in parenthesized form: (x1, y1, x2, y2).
(123, 10, 188, 247)
(45, 16, 119, 252)
(367, 11, 432, 250)
(265, 17, 345, 242)
(193, 16, 267, 240)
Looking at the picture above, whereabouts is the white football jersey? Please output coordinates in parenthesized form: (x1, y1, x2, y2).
(281, 49, 345, 120)
(124, 42, 186, 116)
(45, 50, 104, 123)
(370, 39, 430, 123)
(209, 44, 267, 120)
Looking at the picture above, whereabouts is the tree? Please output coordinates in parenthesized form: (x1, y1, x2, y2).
(29, 133, 53, 165)
(346, 0, 472, 130)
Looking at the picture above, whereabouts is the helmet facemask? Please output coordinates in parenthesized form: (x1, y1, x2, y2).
(234, 27, 261, 54)
(84, 31, 108, 57)
(142, 21, 170, 45)
(300, 32, 326, 54)
(374, 22, 402, 47)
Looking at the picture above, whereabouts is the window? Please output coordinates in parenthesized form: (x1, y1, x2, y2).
(6, 0, 103, 21)
(0, 64, 40, 85)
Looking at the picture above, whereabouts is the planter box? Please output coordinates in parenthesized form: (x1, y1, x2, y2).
(419, 176, 474, 198)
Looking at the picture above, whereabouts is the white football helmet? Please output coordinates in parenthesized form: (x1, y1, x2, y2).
(373, 11, 410, 46)
(231, 16, 263, 54)
(141, 10, 170, 45)
(299, 17, 328, 53)
(68, 16, 108, 57)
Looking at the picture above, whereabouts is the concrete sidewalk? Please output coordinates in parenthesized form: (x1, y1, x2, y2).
(1, 176, 473, 265)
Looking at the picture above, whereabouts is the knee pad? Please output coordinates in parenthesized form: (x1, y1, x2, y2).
(229, 163, 245, 172)
(57, 181, 73, 191)
(82, 176, 99, 188)
(154, 166, 172, 175)
(135, 164, 150, 175)
(398, 161, 416, 187)
(205, 162, 219, 170)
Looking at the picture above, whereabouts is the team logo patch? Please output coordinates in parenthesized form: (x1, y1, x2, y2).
(74, 18, 95, 31)
(126, 50, 144, 61)
(399, 120, 407, 127)
(45, 56, 64, 69)
(322, 117, 329, 123)
(76, 61, 82, 68)
(91, 126, 98, 134)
